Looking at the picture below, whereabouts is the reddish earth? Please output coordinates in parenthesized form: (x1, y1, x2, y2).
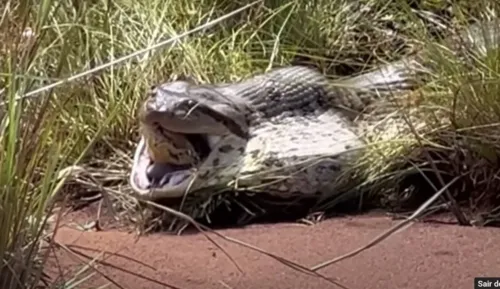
(46, 206, 500, 289)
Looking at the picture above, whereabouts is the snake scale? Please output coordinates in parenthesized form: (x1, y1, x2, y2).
(130, 20, 500, 205)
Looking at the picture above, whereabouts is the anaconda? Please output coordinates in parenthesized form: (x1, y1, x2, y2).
(130, 21, 500, 213)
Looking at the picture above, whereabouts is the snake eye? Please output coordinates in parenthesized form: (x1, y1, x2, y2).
(172, 99, 196, 118)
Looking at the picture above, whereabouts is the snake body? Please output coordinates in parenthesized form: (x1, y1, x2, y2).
(130, 20, 499, 203)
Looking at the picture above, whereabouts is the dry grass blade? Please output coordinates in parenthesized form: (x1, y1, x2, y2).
(311, 175, 462, 271)
(53, 242, 126, 289)
(54, 241, 186, 289)
(0, 0, 263, 106)
(145, 201, 350, 289)
(144, 200, 244, 274)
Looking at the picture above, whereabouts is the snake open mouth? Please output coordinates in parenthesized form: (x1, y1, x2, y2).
(130, 133, 219, 199)
(146, 134, 211, 187)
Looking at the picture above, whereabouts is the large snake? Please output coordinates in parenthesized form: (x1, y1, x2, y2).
(130, 20, 499, 203)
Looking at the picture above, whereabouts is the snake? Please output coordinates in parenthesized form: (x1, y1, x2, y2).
(130, 20, 500, 207)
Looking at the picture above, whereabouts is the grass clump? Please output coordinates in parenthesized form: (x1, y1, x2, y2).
(0, 0, 130, 287)
(405, 17, 500, 224)
(354, 11, 500, 223)
(0, 1, 86, 288)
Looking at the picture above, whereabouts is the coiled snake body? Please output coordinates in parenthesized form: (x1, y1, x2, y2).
(130, 21, 499, 203)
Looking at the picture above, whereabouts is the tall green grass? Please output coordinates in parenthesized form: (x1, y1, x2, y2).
(0, 2, 76, 287)
(0, 0, 125, 287)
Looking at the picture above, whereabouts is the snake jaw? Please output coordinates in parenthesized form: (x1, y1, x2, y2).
(130, 137, 197, 199)
(130, 134, 247, 200)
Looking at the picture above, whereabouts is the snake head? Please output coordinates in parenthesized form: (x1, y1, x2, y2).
(131, 80, 250, 200)
(139, 81, 249, 138)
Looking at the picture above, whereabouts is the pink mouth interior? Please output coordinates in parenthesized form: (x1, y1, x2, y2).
(146, 162, 191, 187)
(132, 140, 191, 190)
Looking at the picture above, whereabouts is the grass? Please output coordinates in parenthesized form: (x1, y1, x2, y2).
(1, 0, 500, 287)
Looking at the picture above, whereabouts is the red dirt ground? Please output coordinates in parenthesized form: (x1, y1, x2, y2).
(46, 205, 500, 289)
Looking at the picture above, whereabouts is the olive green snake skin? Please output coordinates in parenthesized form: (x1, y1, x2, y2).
(130, 21, 500, 208)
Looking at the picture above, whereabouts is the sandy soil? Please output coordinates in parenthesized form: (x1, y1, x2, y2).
(44, 205, 500, 289)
